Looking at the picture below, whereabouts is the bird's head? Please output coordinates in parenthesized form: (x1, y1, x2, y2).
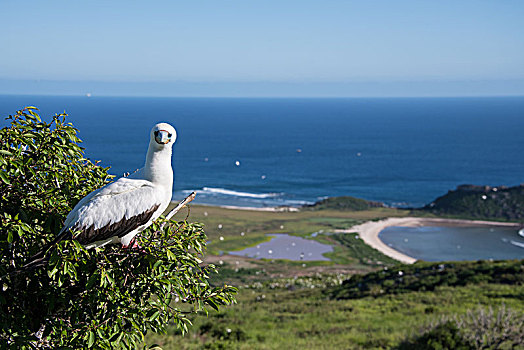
(151, 123, 177, 147)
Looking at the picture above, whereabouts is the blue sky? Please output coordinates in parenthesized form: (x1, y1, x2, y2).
(1, 1, 524, 96)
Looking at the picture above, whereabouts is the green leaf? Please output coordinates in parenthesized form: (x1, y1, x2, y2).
(206, 299, 220, 311)
(153, 260, 163, 269)
(105, 272, 114, 285)
(115, 332, 124, 345)
(72, 239, 84, 252)
(0, 172, 10, 184)
(87, 330, 95, 348)
(109, 332, 120, 342)
(86, 273, 98, 289)
(166, 250, 175, 260)
(149, 311, 160, 321)
(0, 150, 13, 156)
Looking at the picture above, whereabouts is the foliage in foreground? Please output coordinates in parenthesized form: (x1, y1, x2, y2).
(331, 259, 524, 300)
(0, 108, 236, 349)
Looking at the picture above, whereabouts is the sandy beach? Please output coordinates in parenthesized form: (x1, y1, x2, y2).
(344, 217, 522, 264)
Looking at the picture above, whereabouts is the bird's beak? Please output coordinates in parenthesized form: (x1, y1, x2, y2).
(155, 130, 171, 144)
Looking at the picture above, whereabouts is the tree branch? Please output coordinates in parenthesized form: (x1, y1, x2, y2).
(161, 192, 196, 229)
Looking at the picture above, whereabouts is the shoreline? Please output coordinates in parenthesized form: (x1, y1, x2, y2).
(171, 200, 523, 264)
(342, 217, 522, 265)
(171, 200, 300, 212)
(217, 205, 300, 212)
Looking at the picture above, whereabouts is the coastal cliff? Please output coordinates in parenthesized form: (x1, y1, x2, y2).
(304, 184, 524, 222)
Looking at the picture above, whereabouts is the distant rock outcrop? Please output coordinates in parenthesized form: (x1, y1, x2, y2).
(304, 196, 385, 211)
(422, 184, 524, 221)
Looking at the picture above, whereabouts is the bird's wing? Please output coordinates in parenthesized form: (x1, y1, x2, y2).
(61, 177, 164, 244)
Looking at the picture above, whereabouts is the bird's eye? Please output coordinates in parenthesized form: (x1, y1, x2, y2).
(168, 133, 172, 138)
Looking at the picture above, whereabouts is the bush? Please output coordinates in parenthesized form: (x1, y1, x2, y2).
(398, 305, 524, 350)
(457, 304, 524, 349)
(397, 321, 473, 350)
(0, 108, 236, 349)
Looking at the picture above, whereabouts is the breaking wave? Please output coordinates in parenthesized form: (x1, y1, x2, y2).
(177, 187, 314, 208)
(199, 187, 280, 199)
(510, 240, 524, 249)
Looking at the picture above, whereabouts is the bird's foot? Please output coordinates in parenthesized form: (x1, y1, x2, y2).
(122, 239, 141, 250)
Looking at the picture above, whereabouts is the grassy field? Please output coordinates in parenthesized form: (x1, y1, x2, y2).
(149, 204, 524, 349)
(146, 277, 523, 349)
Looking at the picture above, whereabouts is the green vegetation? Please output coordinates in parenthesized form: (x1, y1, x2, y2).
(420, 184, 524, 221)
(148, 194, 524, 350)
(146, 270, 524, 349)
(304, 196, 385, 211)
(398, 321, 474, 350)
(331, 259, 524, 299)
(157, 191, 524, 349)
(157, 200, 524, 349)
(0, 108, 236, 349)
(175, 204, 407, 270)
(400, 304, 524, 350)
(330, 233, 399, 266)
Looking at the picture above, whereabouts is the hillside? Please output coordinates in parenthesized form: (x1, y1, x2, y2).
(148, 260, 524, 349)
(421, 184, 524, 221)
(304, 196, 385, 211)
(150, 200, 524, 349)
(330, 259, 524, 300)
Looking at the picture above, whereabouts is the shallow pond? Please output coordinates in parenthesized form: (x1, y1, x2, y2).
(229, 234, 333, 261)
(379, 226, 524, 262)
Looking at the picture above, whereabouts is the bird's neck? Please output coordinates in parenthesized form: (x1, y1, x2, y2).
(144, 145, 173, 187)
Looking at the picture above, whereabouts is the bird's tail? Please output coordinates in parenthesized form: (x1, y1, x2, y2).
(1, 230, 72, 280)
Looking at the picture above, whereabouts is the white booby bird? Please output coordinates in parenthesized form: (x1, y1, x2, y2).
(58, 122, 177, 249)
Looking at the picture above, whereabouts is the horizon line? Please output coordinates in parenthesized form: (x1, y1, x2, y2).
(1, 93, 524, 99)
(2, 78, 524, 98)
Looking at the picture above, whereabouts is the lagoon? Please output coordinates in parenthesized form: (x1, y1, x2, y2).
(379, 226, 524, 262)
(229, 234, 333, 261)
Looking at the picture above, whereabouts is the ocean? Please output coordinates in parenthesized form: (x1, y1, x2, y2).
(1, 95, 523, 208)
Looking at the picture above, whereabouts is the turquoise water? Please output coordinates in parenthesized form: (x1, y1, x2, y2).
(2, 95, 524, 208)
(379, 226, 524, 261)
